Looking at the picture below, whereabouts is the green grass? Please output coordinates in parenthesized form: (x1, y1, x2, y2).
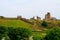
(0, 19, 32, 28)
(32, 30, 47, 40)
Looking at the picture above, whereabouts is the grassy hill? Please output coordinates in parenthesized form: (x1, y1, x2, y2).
(0, 19, 32, 28)
(0, 18, 60, 31)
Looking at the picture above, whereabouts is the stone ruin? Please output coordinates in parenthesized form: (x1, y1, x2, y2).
(36, 16, 41, 21)
(0, 16, 4, 19)
(45, 12, 57, 21)
(45, 12, 51, 21)
(29, 16, 35, 22)
(0, 12, 58, 22)
(17, 16, 22, 20)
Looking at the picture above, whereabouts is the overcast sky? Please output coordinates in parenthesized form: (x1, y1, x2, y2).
(0, 0, 60, 19)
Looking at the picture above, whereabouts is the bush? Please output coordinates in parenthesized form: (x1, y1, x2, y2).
(0, 26, 32, 40)
(42, 21, 48, 27)
(44, 27, 60, 40)
(8, 27, 32, 40)
(17, 28, 32, 39)
(0, 26, 8, 40)
(7, 27, 17, 40)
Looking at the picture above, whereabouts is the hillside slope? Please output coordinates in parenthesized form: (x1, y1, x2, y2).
(0, 19, 32, 28)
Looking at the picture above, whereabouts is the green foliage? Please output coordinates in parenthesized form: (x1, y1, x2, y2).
(42, 21, 48, 27)
(0, 19, 31, 28)
(44, 27, 60, 40)
(33, 36, 44, 40)
(16, 28, 32, 39)
(0, 26, 8, 40)
(33, 31, 46, 40)
(7, 27, 17, 40)
(8, 27, 32, 40)
(0, 26, 32, 40)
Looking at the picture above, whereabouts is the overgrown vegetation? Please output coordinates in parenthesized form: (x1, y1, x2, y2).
(0, 19, 60, 40)
(0, 19, 32, 28)
(0, 26, 32, 40)
(33, 30, 47, 40)
(0, 26, 8, 40)
(44, 27, 60, 40)
(42, 21, 48, 27)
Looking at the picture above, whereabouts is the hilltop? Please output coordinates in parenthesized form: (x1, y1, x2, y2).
(0, 19, 32, 28)
(0, 12, 60, 31)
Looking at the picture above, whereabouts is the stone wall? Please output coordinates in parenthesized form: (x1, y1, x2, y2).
(0, 16, 4, 19)
(37, 16, 41, 21)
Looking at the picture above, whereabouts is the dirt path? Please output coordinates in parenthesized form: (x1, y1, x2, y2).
(29, 36, 33, 40)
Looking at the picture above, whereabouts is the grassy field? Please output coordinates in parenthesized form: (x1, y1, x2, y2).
(0, 19, 32, 28)
(32, 30, 47, 40)
(0, 19, 60, 40)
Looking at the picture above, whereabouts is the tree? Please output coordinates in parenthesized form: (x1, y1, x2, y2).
(8, 27, 32, 40)
(42, 21, 48, 27)
(44, 27, 60, 40)
(0, 26, 8, 40)
(7, 27, 17, 40)
(0, 26, 32, 40)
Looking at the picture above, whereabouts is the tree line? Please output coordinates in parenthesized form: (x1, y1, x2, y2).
(0, 26, 32, 40)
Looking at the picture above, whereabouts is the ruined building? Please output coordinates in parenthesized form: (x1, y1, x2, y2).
(0, 12, 58, 22)
(30, 16, 35, 20)
(30, 16, 35, 22)
(17, 16, 22, 20)
(45, 12, 51, 21)
(37, 16, 41, 21)
(0, 16, 4, 19)
(51, 17, 57, 21)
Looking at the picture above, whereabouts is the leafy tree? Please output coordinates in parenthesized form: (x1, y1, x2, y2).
(0, 26, 8, 40)
(16, 27, 32, 40)
(42, 21, 48, 27)
(8, 27, 32, 40)
(0, 26, 32, 40)
(7, 27, 17, 40)
(44, 27, 60, 40)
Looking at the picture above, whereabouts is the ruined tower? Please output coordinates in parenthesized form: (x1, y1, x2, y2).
(17, 16, 22, 20)
(45, 12, 51, 21)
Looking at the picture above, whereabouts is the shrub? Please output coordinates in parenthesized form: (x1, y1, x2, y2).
(7, 27, 17, 40)
(8, 27, 32, 40)
(0, 26, 8, 40)
(44, 27, 60, 40)
(42, 21, 48, 27)
(0, 26, 32, 40)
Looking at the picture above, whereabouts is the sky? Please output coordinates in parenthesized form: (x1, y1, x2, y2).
(0, 0, 60, 19)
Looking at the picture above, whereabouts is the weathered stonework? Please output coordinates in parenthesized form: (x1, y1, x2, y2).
(45, 12, 51, 21)
(0, 16, 4, 19)
(30, 16, 35, 22)
(17, 16, 22, 19)
(37, 16, 41, 21)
